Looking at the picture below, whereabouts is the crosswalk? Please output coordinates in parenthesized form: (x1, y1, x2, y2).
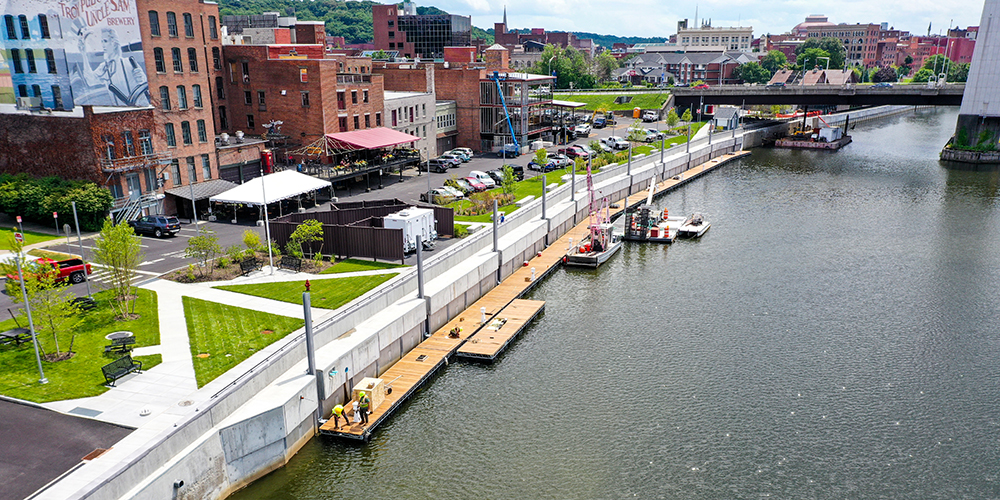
(86, 264, 163, 286)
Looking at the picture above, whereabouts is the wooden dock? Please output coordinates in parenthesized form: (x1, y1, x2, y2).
(455, 299, 546, 362)
(319, 148, 749, 441)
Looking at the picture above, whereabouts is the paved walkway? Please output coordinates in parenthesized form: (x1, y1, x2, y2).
(41, 266, 397, 428)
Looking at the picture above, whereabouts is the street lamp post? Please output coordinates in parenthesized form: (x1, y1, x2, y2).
(15, 256, 46, 384)
(260, 168, 274, 274)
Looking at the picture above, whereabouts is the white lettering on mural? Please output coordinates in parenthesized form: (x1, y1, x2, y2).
(57, 0, 133, 27)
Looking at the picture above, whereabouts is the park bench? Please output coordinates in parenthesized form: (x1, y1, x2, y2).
(101, 355, 142, 386)
(103, 336, 136, 354)
(279, 256, 302, 272)
(239, 257, 261, 276)
(71, 296, 97, 311)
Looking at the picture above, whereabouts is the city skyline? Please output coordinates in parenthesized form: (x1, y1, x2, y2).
(446, 0, 984, 40)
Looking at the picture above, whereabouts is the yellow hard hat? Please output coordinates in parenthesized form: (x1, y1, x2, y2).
(359, 391, 365, 397)
(334, 404, 343, 415)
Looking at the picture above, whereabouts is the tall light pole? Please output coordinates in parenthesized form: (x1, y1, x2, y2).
(15, 256, 46, 384)
(817, 56, 830, 72)
(260, 167, 274, 274)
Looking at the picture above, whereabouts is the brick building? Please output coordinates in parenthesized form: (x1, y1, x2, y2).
(0, 0, 232, 217)
(372, 1, 471, 60)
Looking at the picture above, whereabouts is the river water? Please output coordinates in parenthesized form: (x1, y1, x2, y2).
(232, 107, 1000, 500)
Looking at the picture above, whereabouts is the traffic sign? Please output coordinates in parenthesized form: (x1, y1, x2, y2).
(14, 232, 23, 243)
(53, 212, 58, 218)
(15, 216, 21, 223)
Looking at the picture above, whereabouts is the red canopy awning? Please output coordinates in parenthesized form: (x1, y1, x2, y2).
(325, 128, 421, 151)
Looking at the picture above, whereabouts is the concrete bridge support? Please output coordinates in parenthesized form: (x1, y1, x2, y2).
(946, 0, 1000, 163)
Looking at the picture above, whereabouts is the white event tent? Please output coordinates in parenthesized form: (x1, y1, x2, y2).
(210, 170, 330, 207)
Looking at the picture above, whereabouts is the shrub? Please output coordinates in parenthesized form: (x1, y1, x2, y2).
(454, 224, 469, 238)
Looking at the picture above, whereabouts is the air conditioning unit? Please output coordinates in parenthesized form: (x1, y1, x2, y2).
(17, 97, 41, 109)
(220, 133, 230, 145)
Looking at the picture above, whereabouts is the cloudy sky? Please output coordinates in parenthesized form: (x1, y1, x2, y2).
(431, 0, 986, 39)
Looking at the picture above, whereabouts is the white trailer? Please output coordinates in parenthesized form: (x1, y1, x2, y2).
(383, 207, 437, 253)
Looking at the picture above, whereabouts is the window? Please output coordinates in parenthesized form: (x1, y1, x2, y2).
(212, 47, 221, 70)
(257, 90, 265, 111)
(202, 154, 212, 179)
(218, 106, 228, 129)
(52, 86, 62, 109)
(145, 168, 157, 191)
(351, 90, 358, 104)
(166, 12, 177, 37)
(228, 61, 236, 83)
(363, 90, 369, 103)
(422, 103, 426, 116)
(337, 91, 345, 109)
(388, 31, 395, 39)
(376, 112, 381, 126)
(25, 49, 35, 73)
(148, 11, 161, 36)
(246, 114, 254, 129)
(216, 77, 225, 99)
(244, 90, 251, 105)
(181, 121, 192, 145)
(44, 49, 56, 74)
(391, 109, 397, 126)
(208, 16, 218, 39)
(154, 48, 165, 72)
(18, 15, 28, 39)
(102, 134, 115, 160)
(16, 84, 26, 97)
(188, 48, 198, 72)
(353, 116, 359, 129)
(339, 117, 347, 130)
(196, 119, 207, 142)
(241, 61, 250, 82)
(171, 159, 182, 186)
(183, 13, 193, 37)
(39, 14, 49, 39)
(192, 85, 202, 107)
(4, 15, 15, 40)
(172, 48, 182, 72)
(176, 85, 187, 109)
(122, 131, 136, 156)
(138, 129, 152, 155)
(9, 49, 21, 74)
(159, 86, 170, 110)
(301, 91, 309, 107)
(364, 114, 370, 128)
(187, 157, 197, 183)
(165, 123, 176, 147)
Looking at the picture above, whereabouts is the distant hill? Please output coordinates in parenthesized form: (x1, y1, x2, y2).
(217, 0, 650, 49)
(489, 28, 666, 49)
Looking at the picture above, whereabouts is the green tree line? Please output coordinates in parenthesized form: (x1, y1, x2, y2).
(0, 174, 113, 231)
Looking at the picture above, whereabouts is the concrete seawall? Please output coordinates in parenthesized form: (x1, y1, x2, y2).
(55, 105, 922, 500)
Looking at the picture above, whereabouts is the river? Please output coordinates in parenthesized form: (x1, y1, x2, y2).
(232, 107, 1000, 499)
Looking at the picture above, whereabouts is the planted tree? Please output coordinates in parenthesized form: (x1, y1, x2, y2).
(534, 148, 548, 169)
(760, 50, 788, 74)
(626, 120, 646, 142)
(243, 229, 264, 255)
(500, 164, 517, 196)
(92, 218, 143, 319)
(665, 108, 680, 129)
(9, 267, 82, 361)
(185, 228, 222, 276)
(871, 67, 897, 83)
(289, 219, 324, 258)
(681, 108, 693, 123)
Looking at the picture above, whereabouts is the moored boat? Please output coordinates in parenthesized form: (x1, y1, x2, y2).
(677, 212, 710, 238)
(565, 161, 622, 268)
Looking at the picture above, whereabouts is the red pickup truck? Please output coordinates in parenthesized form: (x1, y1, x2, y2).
(5, 257, 93, 284)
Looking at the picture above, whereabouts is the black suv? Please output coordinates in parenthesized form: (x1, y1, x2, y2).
(129, 215, 181, 238)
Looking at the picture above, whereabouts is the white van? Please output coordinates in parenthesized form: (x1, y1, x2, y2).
(468, 170, 497, 189)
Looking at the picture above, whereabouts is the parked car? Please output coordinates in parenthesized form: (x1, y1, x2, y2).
(574, 123, 592, 136)
(592, 141, 612, 153)
(642, 110, 659, 122)
(445, 178, 474, 194)
(592, 117, 607, 129)
(420, 188, 456, 205)
(463, 177, 488, 192)
(468, 170, 497, 189)
(440, 185, 465, 199)
(602, 136, 630, 150)
(489, 164, 524, 182)
(445, 149, 470, 162)
(766, 82, 786, 88)
(439, 153, 464, 166)
(5, 257, 92, 285)
(428, 159, 451, 173)
(530, 153, 571, 171)
(129, 215, 181, 238)
(486, 169, 505, 184)
(872, 82, 893, 88)
(558, 145, 590, 160)
(645, 129, 666, 142)
(452, 147, 474, 158)
(674, 82, 690, 87)
(693, 83, 710, 89)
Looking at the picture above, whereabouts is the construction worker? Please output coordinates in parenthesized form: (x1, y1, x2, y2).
(332, 404, 345, 429)
(358, 391, 370, 425)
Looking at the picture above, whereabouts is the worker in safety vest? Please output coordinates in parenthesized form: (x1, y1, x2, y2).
(332, 404, 345, 429)
(358, 391, 370, 425)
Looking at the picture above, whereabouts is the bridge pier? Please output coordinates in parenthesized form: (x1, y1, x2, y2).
(945, 0, 1000, 163)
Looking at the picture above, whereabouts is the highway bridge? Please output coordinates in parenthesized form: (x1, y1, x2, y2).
(671, 84, 965, 109)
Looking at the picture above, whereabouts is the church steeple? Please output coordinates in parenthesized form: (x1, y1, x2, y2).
(503, 5, 507, 31)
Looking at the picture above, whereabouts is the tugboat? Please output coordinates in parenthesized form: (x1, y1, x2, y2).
(677, 212, 710, 238)
(565, 163, 622, 268)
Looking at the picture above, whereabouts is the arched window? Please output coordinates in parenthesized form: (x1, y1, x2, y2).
(148, 11, 160, 36)
(159, 86, 171, 110)
(188, 48, 198, 72)
(38, 14, 49, 38)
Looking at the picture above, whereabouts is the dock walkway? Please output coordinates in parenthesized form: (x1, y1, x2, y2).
(319, 149, 751, 440)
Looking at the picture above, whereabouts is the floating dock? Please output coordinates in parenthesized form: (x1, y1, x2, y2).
(320, 149, 750, 441)
(455, 299, 546, 362)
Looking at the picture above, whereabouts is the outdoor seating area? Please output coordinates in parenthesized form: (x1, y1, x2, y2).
(0, 327, 31, 347)
(100, 355, 142, 387)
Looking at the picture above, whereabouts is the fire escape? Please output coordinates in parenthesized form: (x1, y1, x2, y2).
(102, 151, 173, 223)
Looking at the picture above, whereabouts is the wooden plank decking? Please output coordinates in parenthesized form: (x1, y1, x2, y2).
(455, 299, 545, 362)
(319, 148, 750, 440)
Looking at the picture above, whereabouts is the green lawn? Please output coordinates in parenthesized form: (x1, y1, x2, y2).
(557, 92, 672, 111)
(0, 228, 59, 250)
(0, 289, 161, 402)
(184, 297, 305, 388)
(319, 258, 408, 274)
(214, 274, 398, 309)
